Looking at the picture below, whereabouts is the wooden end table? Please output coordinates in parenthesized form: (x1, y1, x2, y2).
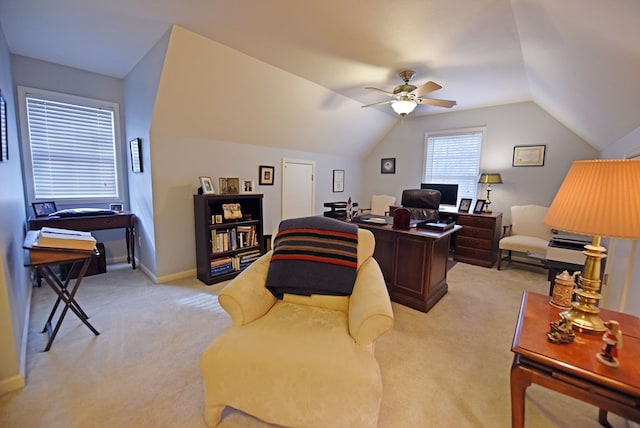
(510, 291, 640, 427)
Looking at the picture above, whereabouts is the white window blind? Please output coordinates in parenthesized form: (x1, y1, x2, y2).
(423, 129, 484, 203)
(25, 95, 119, 200)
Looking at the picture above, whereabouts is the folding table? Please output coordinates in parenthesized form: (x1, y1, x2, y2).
(23, 231, 100, 351)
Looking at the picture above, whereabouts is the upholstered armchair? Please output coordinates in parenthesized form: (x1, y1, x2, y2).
(360, 194, 397, 216)
(498, 204, 552, 270)
(390, 189, 441, 221)
(201, 217, 394, 427)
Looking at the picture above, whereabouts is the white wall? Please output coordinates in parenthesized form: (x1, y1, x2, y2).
(10, 55, 129, 264)
(0, 22, 28, 394)
(146, 26, 370, 281)
(364, 102, 599, 225)
(123, 30, 171, 277)
(600, 127, 640, 317)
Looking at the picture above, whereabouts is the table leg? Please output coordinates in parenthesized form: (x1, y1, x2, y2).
(39, 258, 100, 351)
(126, 225, 136, 269)
(598, 409, 612, 428)
(511, 356, 533, 428)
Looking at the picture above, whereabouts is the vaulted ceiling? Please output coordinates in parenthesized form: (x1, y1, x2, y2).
(1, 0, 638, 151)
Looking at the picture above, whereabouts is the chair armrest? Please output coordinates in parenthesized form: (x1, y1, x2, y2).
(502, 224, 512, 237)
(348, 258, 394, 345)
(218, 252, 277, 326)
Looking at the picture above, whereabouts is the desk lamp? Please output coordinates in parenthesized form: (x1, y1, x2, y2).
(544, 159, 640, 333)
(478, 173, 502, 213)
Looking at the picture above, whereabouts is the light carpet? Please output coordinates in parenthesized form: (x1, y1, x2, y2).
(0, 262, 633, 427)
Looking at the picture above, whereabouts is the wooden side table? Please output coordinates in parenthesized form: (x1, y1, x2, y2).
(24, 231, 100, 351)
(510, 291, 640, 427)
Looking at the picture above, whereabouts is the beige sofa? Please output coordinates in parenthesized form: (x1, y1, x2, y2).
(201, 227, 394, 427)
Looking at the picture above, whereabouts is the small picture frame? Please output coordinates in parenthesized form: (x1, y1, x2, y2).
(473, 199, 486, 214)
(218, 177, 228, 194)
(513, 145, 546, 167)
(32, 201, 57, 217)
(109, 203, 123, 212)
(215, 214, 223, 224)
(226, 177, 240, 194)
(458, 198, 472, 213)
(381, 158, 396, 174)
(129, 138, 143, 173)
(1, 89, 7, 162)
(199, 176, 215, 194)
(259, 165, 275, 185)
(241, 178, 255, 194)
(332, 169, 344, 192)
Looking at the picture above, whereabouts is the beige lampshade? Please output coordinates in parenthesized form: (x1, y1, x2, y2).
(544, 159, 640, 239)
(478, 173, 503, 184)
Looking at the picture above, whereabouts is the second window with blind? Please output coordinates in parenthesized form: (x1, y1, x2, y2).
(423, 127, 485, 206)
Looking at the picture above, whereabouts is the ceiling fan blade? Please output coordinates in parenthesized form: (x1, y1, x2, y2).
(416, 97, 457, 108)
(361, 99, 394, 108)
(365, 87, 395, 97)
(411, 81, 442, 97)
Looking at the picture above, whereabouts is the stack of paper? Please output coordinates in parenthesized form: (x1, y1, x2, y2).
(34, 227, 97, 251)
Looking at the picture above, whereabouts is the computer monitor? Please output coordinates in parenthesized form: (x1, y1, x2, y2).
(420, 183, 459, 206)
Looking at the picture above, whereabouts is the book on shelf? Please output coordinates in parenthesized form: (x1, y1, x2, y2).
(32, 227, 97, 251)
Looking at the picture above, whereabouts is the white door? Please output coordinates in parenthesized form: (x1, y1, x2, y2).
(282, 158, 315, 220)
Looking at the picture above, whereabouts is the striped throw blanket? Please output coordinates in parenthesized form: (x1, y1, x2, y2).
(266, 216, 358, 298)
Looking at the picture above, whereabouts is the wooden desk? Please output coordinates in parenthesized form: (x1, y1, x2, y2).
(510, 291, 640, 427)
(29, 211, 136, 269)
(356, 222, 461, 312)
(24, 231, 100, 351)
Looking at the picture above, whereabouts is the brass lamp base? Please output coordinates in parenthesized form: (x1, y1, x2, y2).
(562, 240, 607, 334)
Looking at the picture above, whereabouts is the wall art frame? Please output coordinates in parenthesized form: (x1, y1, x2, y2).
(513, 145, 546, 167)
(259, 165, 275, 185)
(332, 169, 344, 192)
(381, 158, 396, 174)
(129, 138, 143, 172)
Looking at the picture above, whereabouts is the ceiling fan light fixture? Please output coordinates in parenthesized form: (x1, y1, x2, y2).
(391, 99, 417, 116)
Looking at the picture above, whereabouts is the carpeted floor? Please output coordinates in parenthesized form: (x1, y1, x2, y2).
(0, 262, 634, 427)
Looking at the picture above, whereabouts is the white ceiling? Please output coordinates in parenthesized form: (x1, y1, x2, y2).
(1, 0, 638, 151)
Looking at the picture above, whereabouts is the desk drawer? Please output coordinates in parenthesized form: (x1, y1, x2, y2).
(456, 235, 493, 250)
(457, 226, 493, 240)
(455, 245, 493, 263)
(457, 215, 496, 229)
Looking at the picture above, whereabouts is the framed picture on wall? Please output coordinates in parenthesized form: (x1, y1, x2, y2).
(512, 145, 546, 167)
(381, 158, 396, 174)
(332, 169, 344, 192)
(129, 138, 143, 172)
(259, 165, 275, 185)
(1, 89, 7, 162)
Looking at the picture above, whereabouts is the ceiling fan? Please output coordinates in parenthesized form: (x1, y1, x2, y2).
(362, 70, 456, 117)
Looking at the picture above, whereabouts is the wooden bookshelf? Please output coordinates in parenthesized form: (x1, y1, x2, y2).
(194, 194, 265, 285)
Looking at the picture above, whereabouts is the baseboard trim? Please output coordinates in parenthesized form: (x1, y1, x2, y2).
(0, 373, 25, 396)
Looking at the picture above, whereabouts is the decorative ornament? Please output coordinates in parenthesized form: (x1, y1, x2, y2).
(596, 320, 623, 367)
(546, 313, 575, 344)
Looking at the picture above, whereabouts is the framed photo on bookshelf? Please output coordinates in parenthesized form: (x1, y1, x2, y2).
(199, 176, 215, 194)
(259, 165, 274, 185)
(241, 179, 255, 194)
(227, 177, 240, 194)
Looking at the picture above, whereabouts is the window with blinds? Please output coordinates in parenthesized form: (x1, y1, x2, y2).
(22, 89, 120, 201)
(423, 128, 484, 204)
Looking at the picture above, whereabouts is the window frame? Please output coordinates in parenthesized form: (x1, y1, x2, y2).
(422, 127, 486, 205)
(17, 86, 125, 205)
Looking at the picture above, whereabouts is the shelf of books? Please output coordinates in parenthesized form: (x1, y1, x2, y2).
(194, 193, 265, 285)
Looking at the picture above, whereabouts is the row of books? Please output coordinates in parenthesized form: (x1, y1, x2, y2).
(211, 225, 258, 254)
(209, 249, 262, 276)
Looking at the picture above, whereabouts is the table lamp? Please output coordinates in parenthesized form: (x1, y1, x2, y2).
(478, 173, 503, 213)
(544, 159, 640, 333)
